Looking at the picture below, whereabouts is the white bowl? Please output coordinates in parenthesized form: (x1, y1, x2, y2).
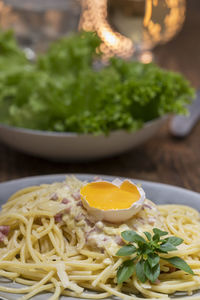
(0, 117, 166, 161)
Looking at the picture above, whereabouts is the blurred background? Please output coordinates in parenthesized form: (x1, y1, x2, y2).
(0, 0, 187, 60)
(0, 0, 199, 192)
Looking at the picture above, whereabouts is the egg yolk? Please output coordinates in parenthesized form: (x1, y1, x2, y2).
(80, 180, 141, 210)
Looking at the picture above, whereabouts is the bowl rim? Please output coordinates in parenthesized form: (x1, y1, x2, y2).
(0, 115, 168, 137)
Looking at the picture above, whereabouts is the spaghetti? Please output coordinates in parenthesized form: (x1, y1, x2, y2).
(0, 176, 200, 299)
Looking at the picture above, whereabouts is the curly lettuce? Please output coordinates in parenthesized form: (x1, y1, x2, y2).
(0, 30, 195, 135)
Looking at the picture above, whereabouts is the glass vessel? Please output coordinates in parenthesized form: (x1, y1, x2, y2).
(80, 0, 186, 62)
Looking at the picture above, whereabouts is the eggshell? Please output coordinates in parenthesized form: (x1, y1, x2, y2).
(81, 179, 145, 223)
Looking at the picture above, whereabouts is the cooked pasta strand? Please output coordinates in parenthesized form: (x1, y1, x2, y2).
(0, 176, 199, 299)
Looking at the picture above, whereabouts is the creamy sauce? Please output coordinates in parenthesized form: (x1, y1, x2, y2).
(46, 179, 162, 254)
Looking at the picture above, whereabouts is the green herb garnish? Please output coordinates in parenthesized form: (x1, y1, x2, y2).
(116, 228, 194, 284)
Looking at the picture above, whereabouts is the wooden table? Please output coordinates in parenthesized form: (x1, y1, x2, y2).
(0, 1, 200, 192)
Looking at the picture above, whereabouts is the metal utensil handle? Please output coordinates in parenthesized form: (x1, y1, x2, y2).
(170, 90, 200, 137)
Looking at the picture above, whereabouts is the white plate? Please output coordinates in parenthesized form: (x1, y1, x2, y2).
(0, 174, 199, 299)
(0, 117, 166, 162)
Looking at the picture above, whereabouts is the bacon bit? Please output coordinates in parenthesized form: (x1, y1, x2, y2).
(54, 213, 63, 223)
(65, 206, 71, 213)
(0, 226, 10, 235)
(115, 236, 125, 246)
(167, 266, 177, 273)
(77, 200, 83, 207)
(0, 226, 10, 242)
(0, 232, 5, 242)
(50, 193, 58, 201)
(143, 203, 153, 210)
(72, 192, 81, 201)
(62, 198, 70, 204)
(103, 237, 108, 242)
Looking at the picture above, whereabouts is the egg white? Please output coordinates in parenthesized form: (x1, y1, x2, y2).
(81, 179, 145, 223)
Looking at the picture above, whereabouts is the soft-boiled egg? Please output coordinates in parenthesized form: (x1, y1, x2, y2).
(80, 178, 145, 223)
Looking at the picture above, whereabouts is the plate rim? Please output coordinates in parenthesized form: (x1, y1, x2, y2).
(0, 173, 199, 198)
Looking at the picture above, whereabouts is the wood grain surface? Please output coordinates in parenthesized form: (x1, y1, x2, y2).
(0, 1, 200, 192)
